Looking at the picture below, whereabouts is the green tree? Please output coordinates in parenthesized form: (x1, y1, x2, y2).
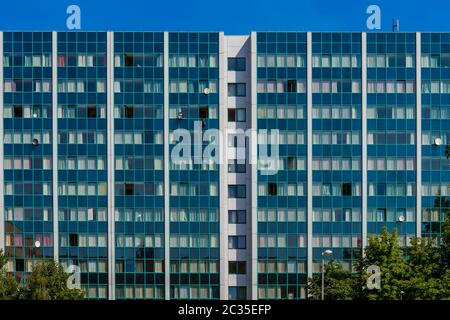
(19, 260, 85, 300)
(307, 260, 354, 300)
(0, 250, 19, 300)
(353, 228, 407, 300)
(402, 237, 445, 300)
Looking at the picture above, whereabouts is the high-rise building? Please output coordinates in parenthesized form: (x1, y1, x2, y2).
(0, 31, 448, 300)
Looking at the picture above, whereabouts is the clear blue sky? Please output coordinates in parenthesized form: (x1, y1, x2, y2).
(0, 0, 448, 33)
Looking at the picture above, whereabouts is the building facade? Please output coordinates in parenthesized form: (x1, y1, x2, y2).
(0, 31, 449, 300)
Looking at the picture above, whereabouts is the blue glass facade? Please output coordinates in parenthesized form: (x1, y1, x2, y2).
(0, 31, 449, 300)
(3, 32, 54, 283)
(256, 32, 308, 299)
(168, 32, 220, 299)
(113, 32, 165, 299)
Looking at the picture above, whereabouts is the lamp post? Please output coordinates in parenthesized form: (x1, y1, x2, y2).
(321, 249, 333, 301)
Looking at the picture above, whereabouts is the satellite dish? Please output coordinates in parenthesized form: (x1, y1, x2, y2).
(398, 215, 405, 223)
(35, 240, 41, 248)
(203, 88, 210, 95)
(32, 138, 39, 146)
(177, 112, 184, 120)
(434, 138, 443, 146)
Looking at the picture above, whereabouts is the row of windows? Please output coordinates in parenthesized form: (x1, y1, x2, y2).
(3, 54, 52, 67)
(258, 131, 305, 145)
(114, 209, 163, 222)
(368, 81, 415, 94)
(114, 80, 162, 93)
(170, 208, 219, 222)
(114, 53, 163, 68)
(312, 183, 361, 197)
(60, 234, 107, 247)
(257, 105, 305, 119)
(312, 208, 361, 222)
(169, 105, 218, 119)
(312, 131, 360, 145)
(57, 80, 106, 93)
(4, 80, 51, 93)
(4, 157, 52, 170)
(421, 54, 450, 68)
(4, 52, 450, 69)
(4, 105, 52, 118)
(60, 260, 108, 273)
(4, 131, 51, 144)
(257, 287, 306, 300)
(423, 209, 449, 222)
(116, 234, 163, 248)
(169, 161, 218, 171)
(58, 182, 108, 196)
(422, 81, 450, 94)
(169, 235, 219, 248)
(114, 131, 163, 144)
(257, 260, 306, 274)
(4, 208, 51, 221)
(169, 80, 217, 93)
(58, 131, 106, 144)
(276, 157, 306, 171)
(367, 157, 416, 171)
(170, 287, 216, 300)
(5, 234, 53, 247)
(368, 183, 415, 196)
(312, 105, 360, 119)
(367, 132, 415, 145)
(312, 235, 361, 248)
(422, 157, 450, 171)
(367, 105, 415, 119)
(257, 54, 306, 68)
(114, 104, 163, 119)
(116, 286, 164, 300)
(257, 80, 306, 93)
(116, 182, 164, 196)
(58, 157, 106, 170)
(116, 260, 164, 273)
(312, 157, 361, 171)
(4, 182, 51, 195)
(423, 106, 450, 119)
(170, 182, 218, 196)
(312, 55, 360, 68)
(367, 208, 415, 222)
(367, 54, 415, 68)
(59, 208, 107, 221)
(170, 260, 218, 273)
(57, 105, 106, 118)
(312, 80, 361, 93)
(168, 54, 217, 68)
(115, 157, 163, 170)
(422, 132, 450, 145)
(257, 208, 306, 222)
(422, 184, 450, 197)
(58, 53, 106, 67)
(258, 234, 306, 248)
(258, 183, 306, 197)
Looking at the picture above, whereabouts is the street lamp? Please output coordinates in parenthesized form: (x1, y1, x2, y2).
(321, 249, 333, 301)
